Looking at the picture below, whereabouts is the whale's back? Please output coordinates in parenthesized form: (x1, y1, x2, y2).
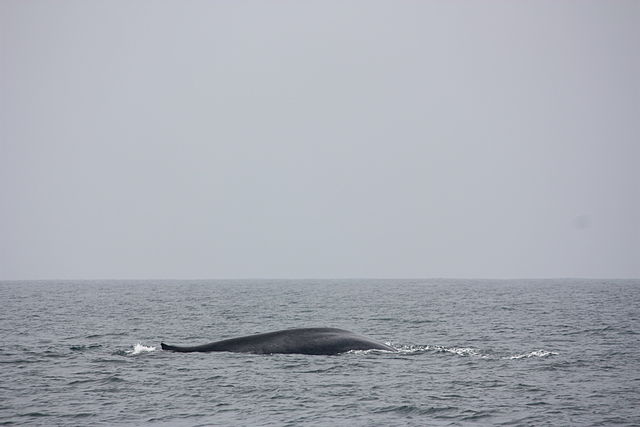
(161, 327, 395, 355)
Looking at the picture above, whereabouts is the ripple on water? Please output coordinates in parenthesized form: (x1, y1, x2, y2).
(374, 404, 459, 416)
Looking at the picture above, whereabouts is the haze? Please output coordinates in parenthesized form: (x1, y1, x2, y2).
(1, 1, 638, 280)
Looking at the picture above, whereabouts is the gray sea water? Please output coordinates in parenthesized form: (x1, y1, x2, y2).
(1, 279, 639, 426)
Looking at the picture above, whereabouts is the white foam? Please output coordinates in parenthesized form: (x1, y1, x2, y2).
(392, 345, 426, 354)
(392, 345, 483, 357)
(126, 343, 156, 355)
(435, 346, 480, 357)
(507, 350, 557, 360)
(349, 344, 558, 360)
(347, 349, 396, 355)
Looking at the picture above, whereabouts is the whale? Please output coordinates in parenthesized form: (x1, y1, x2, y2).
(161, 327, 395, 355)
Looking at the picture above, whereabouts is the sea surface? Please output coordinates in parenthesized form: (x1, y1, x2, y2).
(1, 279, 639, 426)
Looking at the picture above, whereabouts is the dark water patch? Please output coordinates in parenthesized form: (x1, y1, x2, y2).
(408, 319, 436, 324)
(91, 356, 131, 363)
(298, 365, 343, 374)
(87, 386, 125, 394)
(102, 376, 125, 383)
(17, 412, 50, 418)
(68, 375, 124, 386)
(0, 358, 41, 364)
(564, 326, 616, 336)
(526, 401, 550, 406)
(84, 332, 128, 339)
(460, 410, 495, 421)
(374, 404, 457, 416)
(203, 374, 224, 381)
(56, 412, 97, 419)
(498, 415, 545, 425)
(68, 378, 94, 386)
(514, 382, 545, 392)
(70, 344, 102, 351)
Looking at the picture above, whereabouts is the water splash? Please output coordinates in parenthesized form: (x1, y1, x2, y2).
(347, 348, 397, 355)
(430, 346, 480, 357)
(392, 345, 482, 357)
(126, 343, 156, 355)
(381, 344, 558, 360)
(507, 350, 558, 360)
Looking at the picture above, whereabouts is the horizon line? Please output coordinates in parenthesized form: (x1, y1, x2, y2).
(1, 276, 638, 282)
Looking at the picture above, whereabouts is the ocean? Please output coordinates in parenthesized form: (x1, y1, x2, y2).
(1, 279, 639, 426)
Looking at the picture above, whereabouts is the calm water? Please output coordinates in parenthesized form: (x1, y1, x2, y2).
(1, 279, 639, 426)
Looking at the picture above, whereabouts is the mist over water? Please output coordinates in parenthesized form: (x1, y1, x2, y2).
(1, 279, 638, 425)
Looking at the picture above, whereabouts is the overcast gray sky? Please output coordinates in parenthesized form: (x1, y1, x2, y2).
(1, 1, 638, 280)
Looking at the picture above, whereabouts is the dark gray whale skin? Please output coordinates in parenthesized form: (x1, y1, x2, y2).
(160, 327, 395, 355)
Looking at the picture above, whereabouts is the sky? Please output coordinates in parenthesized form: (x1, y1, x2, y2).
(1, 1, 638, 280)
